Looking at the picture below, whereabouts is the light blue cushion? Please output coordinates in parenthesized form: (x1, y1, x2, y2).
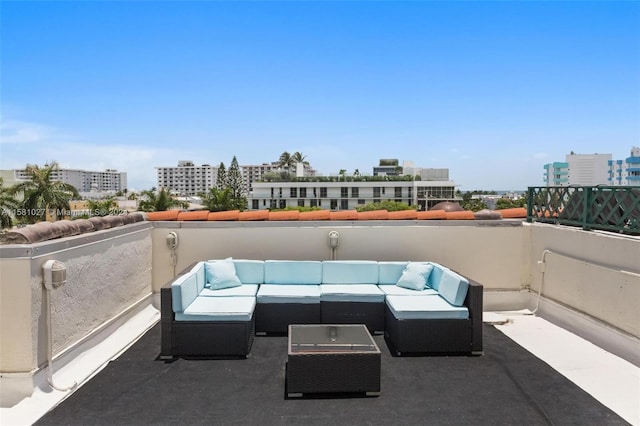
(427, 262, 446, 291)
(256, 284, 321, 304)
(177, 296, 255, 322)
(386, 295, 469, 320)
(205, 259, 242, 290)
(232, 260, 264, 284)
(200, 284, 259, 297)
(320, 284, 385, 302)
(171, 272, 199, 312)
(396, 263, 434, 291)
(438, 270, 470, 307)
(322, 261, 379, 284)
(378, 261, 409, 284)
(191, 262, 206, 292)
(379, 285, 438, 296)
(264, 260, 323, 284)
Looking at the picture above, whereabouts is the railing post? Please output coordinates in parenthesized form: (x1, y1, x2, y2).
(526, 187, 534, 223)
(583, 187, 592, 231)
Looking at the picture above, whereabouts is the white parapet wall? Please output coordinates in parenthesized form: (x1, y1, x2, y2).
(0, 222, 153, 406)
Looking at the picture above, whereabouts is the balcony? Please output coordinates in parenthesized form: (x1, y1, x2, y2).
(0, 215, 638, 424)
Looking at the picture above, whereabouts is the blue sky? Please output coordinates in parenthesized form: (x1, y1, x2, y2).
(1, 1, 639, 191)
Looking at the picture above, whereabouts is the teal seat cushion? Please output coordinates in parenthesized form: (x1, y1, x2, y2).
(264, 260, 323, 284)
(190, 262, 206, 292)
(378, 261, 409, 284)
(177, 296, 255, 322)
(438, 269, 470, 307)
(386, 295, 469, 320)
(256, 284, 321, 304)
(232, 259, 264, 284)
(395, 262, 434, 291)
(322, 261, 379, 284)
(171, 272, 199, 313)
(320, 284, 385, 302)
(200, 284, 259, 297)
(427, 262, 446, 291)
(379, 285, 438, 296)
(205, 259, 242, 290)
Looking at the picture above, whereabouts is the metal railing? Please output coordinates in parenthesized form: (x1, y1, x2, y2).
(527, 186, 640, 236)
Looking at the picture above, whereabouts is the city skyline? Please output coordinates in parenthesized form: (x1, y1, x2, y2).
(1, 1, 639, 191)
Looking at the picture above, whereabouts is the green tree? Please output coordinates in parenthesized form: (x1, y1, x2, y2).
(278, 151, 295, 173)
(0, 177, 19, 229)
(216, 162, 227, 190)
(202, 187, 234, 212)
(11, 162, 79, 223)
(227, 156, 247, 210)
(339, 169, 347, 181)
(291, 151, 309, 174)
(86, 197, 116, 216)
(138, 188, 184, 212)
(496, 197, 526, 210)
(460, 192, 488, 212)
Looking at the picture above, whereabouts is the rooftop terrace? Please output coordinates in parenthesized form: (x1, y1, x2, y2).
(1, 213, 638, 424)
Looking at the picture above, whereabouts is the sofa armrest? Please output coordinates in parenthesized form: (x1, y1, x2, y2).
(465, 280, 484, 354)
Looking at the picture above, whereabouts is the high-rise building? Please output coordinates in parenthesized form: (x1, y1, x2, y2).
(544, 152, 612, 186)
(10, 166, 127, 193)
(156, 161, 217, 196)
(608, 146, 640, 185)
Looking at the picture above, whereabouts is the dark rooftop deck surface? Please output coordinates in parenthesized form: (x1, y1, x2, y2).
(36, 324, 628, 426)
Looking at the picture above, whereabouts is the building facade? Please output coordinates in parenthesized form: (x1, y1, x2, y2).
(608, 147, 640, 185)
(156, 161, 218, 196)
(248, 180, 456, 211)
(544, 152, 612, 186)
(11, 167, 127, 193)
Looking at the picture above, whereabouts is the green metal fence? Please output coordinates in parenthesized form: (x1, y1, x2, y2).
(527, 186, 640, 236)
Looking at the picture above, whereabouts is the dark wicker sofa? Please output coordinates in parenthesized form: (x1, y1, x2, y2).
(160, 260, 483, 359)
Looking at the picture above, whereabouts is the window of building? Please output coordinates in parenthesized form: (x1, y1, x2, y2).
(290, 188, 297, 198)
(310, 199, 318, 208)
(330, 199, 337, 210)
(340, 199, 349, 210)
(358, 199, 365, 204)
(279, 200, 286, 209)
(341, 187, 348, 198)
(300, 188, 307, 198)
(374, 198, 380, 204)
(395, 187, 402, 198)
(252, 200, 259, 209)
(351, 187, 359, 198)
(373, 187, 381, 197)
(320, 187, 327, 198)
(297, 199, 305, 207)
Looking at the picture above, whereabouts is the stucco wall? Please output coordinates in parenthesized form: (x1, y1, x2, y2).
(526, 223, 640, 338)
(0, 222, 153, 373)
(151, 221, 526, 293)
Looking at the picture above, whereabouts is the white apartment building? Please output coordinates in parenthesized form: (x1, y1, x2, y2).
(10, 167, 127, 192)
(156, 161, 217, 196)
(544, 152, 612, 186)
(608, 146, 640, 186)
(248, 179, 456, 211)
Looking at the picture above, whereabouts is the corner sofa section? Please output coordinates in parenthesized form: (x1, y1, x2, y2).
(160, 259, 483, 359)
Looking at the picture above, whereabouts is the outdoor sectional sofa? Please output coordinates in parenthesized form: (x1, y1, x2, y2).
(160, 259, 483, 359)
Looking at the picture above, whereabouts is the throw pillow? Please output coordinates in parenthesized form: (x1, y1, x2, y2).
(396, 263, 434, 291)
(206, 259, 242, 290)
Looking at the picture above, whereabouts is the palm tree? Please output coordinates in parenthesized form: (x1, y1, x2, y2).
(202, 187, 234, 212)
(138, 188, 184, 212)
(291, 152, 309, 175)
(0, 177, 19, 229)
(278, 151, 295, 173)
(11, 162, 79, 223)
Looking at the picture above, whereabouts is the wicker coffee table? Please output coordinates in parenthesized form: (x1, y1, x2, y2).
(286, 324, 381, 397)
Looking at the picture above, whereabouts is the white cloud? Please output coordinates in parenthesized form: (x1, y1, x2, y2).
(0, 118, 58, 144)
